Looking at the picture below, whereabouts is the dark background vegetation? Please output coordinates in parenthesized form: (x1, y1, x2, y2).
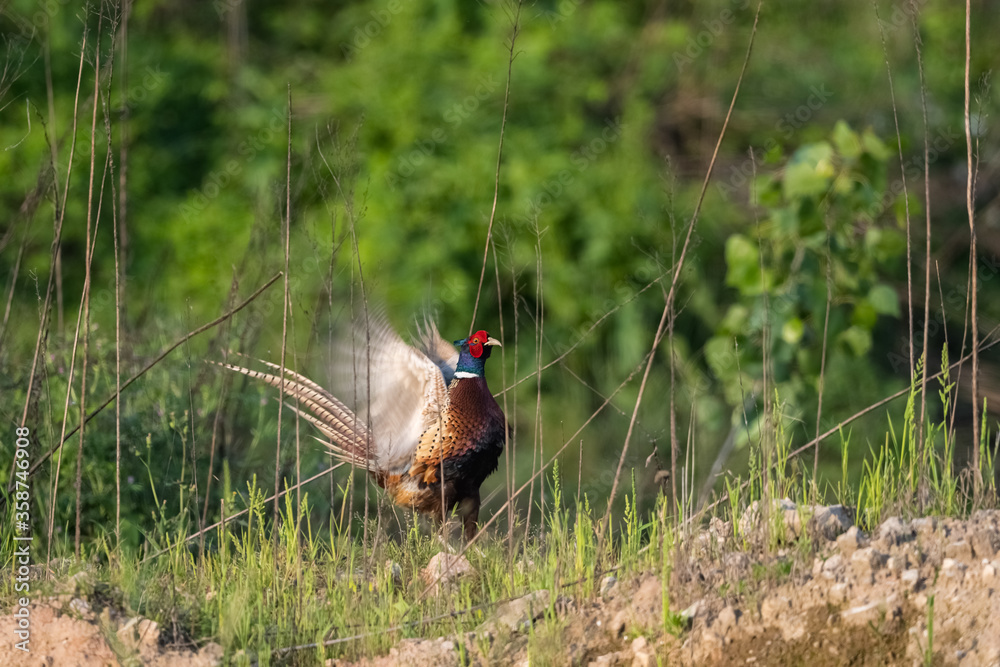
(1, 0, 998, 551)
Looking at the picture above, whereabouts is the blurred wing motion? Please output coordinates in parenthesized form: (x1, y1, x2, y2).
(218, 314, 506, 539)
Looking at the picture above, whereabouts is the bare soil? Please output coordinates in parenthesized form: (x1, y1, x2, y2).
(4, 507, 999, 666)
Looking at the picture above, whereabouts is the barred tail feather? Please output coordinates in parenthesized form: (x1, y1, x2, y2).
(212, 360, 375, 468)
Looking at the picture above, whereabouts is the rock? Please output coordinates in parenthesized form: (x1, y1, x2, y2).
(477, 590, 550, 634)
(601, 575, 618, 596)
(197, 642, 225, 667)
(610, 609, 628, 637)
(821, 554, 845, 580)
(945, 540, 973, 562)
(850, 547, 888, 574)
(739, 498, 800, 541)
(709, 516, 732, 542)
(971, 528, 1000, 559)
(829, 582, 849, 604)
(886, 555, 905, 574)
(941, 558, 967, 580)
(724, 551, 750, 574)
(876, 516, 913, 548)
(714, 606, 739, 635)
(760, 596, 791, 622)
(589, 651, 625, 666)
(836, 526, 869, 555)
(69, 597, 91, 618)
(632, 651, 656, 667)
(985, 561, 999, 580)
(911, 516, 937, 538)
(421, 553, 473, 594)
(681, 599, 707, 625)
(136, 619, 159, 649)
(809, 505, 854, 541)
(620, 576, 664, 631)
(901, 569, 922, 590)
(385, 561, 403, 588)
(630, 636, 656, 667)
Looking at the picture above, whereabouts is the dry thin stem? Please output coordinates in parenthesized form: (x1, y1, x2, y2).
(814, 193, 832, 477)
(488, 238, 514, 574)
(874, 2, 915, 382)
(470, 0, 522, 334)
(18, 24, 87, 430)
(117, 0, 131, 306)
(42, 26, 90, 568)
(601, 3, 761, 533)
(748, 151, 773, 499)
(75, 7, 109, 558)
(524, 223, 544, 543)
(202, 272, 239, 529)
(962, 0, 981, 484)
(273, 85, 292, 552)
(909, 2, 933, 495)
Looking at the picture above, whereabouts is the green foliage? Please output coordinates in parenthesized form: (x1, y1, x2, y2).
(712, 122, 906, 444)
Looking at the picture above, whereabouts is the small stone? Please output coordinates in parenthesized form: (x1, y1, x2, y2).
(136, 618, 160, 649)
(876, 516, 913, 547)
(610, 610, 628, 636)
(851, 547, 888, 574)
(911, 517, 937, 538)
(982, 562, 996, 580)
(886, 555, 905, 574)
(69, 597, 91, 617)
(725, 551, 750, 573)
(971, 528, 1000, 559)
(632, 652, 656, 667)
(385, 560, 403, 588)
(944, 540, 973, 561)
(601, 575, 617, 596)
(421, 553, 474, 594)
(715, 606, 739, 635)
(837, 526, 869, 555)
(941, 557, 966, 579)
(760, 596, 791, 622)
(809, 505, 854, 541)
(829, 582, 849, 604)
(821, 554, 845, 580)
(631, 636, 657, 667)
(681, 599, 707, 623)
(478, 590, 550, 634)
(589, 651, 624, 666)
(782, 507, 804, 540)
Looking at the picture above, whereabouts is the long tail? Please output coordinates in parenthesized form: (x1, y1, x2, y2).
(212, 358, 375, 469)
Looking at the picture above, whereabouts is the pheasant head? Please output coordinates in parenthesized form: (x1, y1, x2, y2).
(453, 330, 501, 378)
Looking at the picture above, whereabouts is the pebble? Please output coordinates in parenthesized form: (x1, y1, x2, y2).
(822, 554, 845, 580)
(837, 526, 869, 555)
(945, 540, 973, 561)
(901, 568, 921, 589)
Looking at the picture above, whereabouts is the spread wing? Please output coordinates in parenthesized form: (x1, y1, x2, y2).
(415, 316, 459, 386)
(334, 312, 450, 474)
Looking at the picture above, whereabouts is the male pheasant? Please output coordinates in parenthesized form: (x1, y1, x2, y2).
(221, 317, 507, 540)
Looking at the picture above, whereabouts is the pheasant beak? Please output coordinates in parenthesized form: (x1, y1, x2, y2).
(485, 336, 501, 347)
